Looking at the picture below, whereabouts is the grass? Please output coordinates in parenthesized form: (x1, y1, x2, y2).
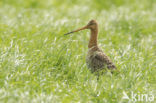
(0, 0, 156, 102)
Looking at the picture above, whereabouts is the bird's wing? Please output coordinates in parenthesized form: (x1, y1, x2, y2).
(94, 51, 116, 70)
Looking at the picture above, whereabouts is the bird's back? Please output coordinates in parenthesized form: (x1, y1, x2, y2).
(86, 46, 116, 72)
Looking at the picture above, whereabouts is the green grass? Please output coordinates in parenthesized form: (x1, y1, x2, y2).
(0, 0, 156, 102)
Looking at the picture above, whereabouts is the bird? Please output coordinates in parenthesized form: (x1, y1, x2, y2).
(64, 20, 117, 74)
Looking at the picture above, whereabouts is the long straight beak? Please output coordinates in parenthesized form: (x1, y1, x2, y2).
(64, 25, 88, 35)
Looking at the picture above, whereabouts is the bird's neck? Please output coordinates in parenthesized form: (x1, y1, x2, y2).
(88, 28, 98, 49)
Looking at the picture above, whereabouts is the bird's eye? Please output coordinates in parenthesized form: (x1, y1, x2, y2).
(89, 23, 94, 25)
(88, 22, 94, 26)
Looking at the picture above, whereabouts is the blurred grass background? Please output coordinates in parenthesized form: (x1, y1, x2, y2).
(0, 0, 156, 103)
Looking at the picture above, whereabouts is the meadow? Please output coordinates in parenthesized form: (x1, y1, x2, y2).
(0, 0, 156, 102)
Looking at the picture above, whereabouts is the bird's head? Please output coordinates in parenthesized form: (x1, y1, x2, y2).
(86, 19, 98, 30)
(64, 20, 98, 35)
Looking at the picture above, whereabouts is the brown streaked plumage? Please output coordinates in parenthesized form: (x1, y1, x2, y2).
(64, 20, 116, 73)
